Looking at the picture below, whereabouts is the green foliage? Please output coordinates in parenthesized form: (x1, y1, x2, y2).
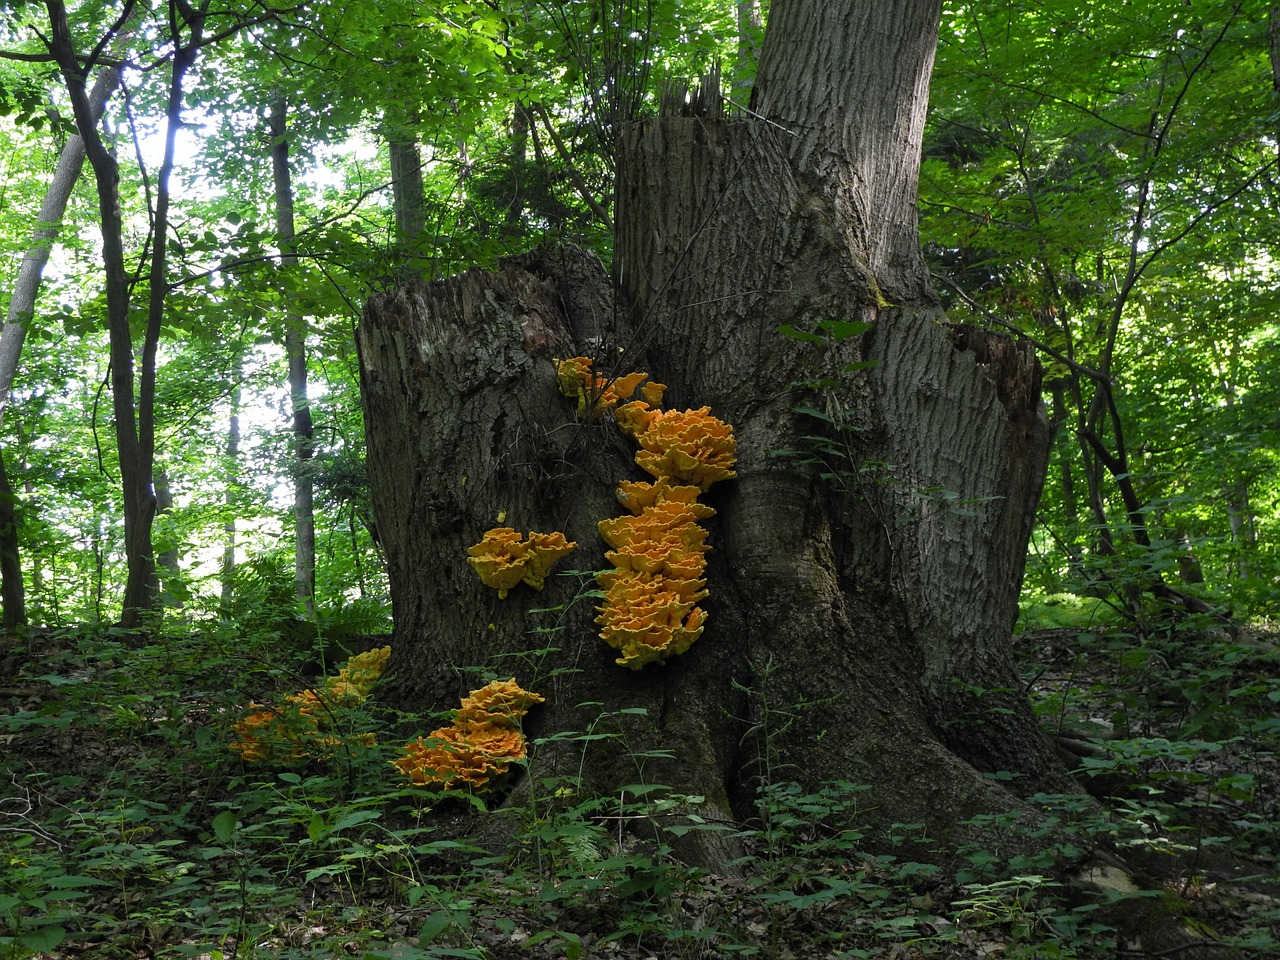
(1, 615, 1278, 957)
(0, 0, 1279, 954)
(923, 0, 1280, 616)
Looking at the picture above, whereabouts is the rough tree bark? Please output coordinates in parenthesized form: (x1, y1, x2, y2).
(357, 21, 1234, 959)
(45, 0, 166, 628)
(389, 137, 427, 243)
(359, 0, 1084, 862)
(358, 7, 1254, 949)
(0, 452, 24, 630)
(0, 58, 123, 425)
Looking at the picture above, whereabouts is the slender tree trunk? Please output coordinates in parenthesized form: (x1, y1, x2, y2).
(1222, 485, 1255, 580)
(153, 468, 182, 608)
(133, 4, 203, 622)
(731, 0, 762, 109)
(389, 137, 426, 243)
(504, 101, 530, 230)
(46, 0, 159, 628)
(221, 376, 242, 610)
(0, 451, 24, 630)
(21, 467, 40, 611)
(268, 95, 316, 617)
(1271, 6, 1280, 157)
(0, 60, 122, 425)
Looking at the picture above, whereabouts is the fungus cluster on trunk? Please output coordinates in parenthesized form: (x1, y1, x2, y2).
(466, 528, 577, 598)
(554, 357, 737, 669)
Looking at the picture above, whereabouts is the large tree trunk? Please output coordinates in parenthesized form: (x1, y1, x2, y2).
(358, 0, 1078, 868)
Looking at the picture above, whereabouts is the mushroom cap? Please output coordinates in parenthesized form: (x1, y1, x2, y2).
(554, 357, 663, 415)
(598, 571, 709, 607)
(466, 527, 576, 597)
(595, 569, 710, 669)
(597, 501, 715, 550)
(614, 477, 704, 516)
(632, 406, 737, 490)
(598, 603, 708, 669)
(393, 679, 542, 789)
(466, 527, 529, 597)
(519, 531, 578, 590)
(393, 721, 529, 789)
(614, 399, 663, 437)
(457, 678, 546, 725)
(326, 645, 390, 700)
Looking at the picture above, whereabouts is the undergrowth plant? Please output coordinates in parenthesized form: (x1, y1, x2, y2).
(2, 578, 1278, 958)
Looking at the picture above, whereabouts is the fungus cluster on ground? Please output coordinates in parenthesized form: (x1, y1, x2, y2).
(554, 356, 737, 669)
(392, 679, 545, 791)
(230, 646, 390, 765)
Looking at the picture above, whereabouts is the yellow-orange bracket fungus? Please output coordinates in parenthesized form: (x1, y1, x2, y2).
(595, 498, 715, 669)
(554, 356, 666, 415)
(551, 356, 737, 669)
(230, 646, 390, 765)
(325, 645, 391, 702)
(456, 677, 547, 724)
(629, 406, 737, 491)
(466, 528, 577, 598)
(393, 679, 544, 791)
(614, 477, 705, 516)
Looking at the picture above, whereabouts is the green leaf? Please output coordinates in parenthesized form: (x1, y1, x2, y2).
(211, 811, 237, 844)
(777, 324, 825, 343)
(329, 809, 382, 833)
(20, 926, 67, 951)
(792, 406, 834, 423)
(418, 911, 454, 944)
(817, 319, 872, 340)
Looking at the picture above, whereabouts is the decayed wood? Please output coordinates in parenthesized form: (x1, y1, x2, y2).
(360, 61, 1069, 869)
(358, 251, 750, 870)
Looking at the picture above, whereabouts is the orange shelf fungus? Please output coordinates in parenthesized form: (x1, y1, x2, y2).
(614, 477, 705, 516)
(552, 354, 736, 669)
(631, 406, 737, 491)
(457, 677, 547, 723)
(467, 527, 576, 598)
(521, 531, 578, 590)
(231, 648, 390, 766)
(393, 679, 544, 791)
(594, 499, 717, 669)
(554, 356, 666, 417)
(325, 645, 390, 702)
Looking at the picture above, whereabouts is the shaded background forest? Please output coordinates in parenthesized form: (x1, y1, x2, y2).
(0, 0, 1275, 634)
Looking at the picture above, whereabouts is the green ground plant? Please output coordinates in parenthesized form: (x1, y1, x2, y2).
(1, 596, 1278, 958)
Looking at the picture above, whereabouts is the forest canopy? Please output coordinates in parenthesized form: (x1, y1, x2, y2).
(0, 0, 1272, 626)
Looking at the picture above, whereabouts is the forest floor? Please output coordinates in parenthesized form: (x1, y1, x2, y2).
(1, 617, 1278, 960)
